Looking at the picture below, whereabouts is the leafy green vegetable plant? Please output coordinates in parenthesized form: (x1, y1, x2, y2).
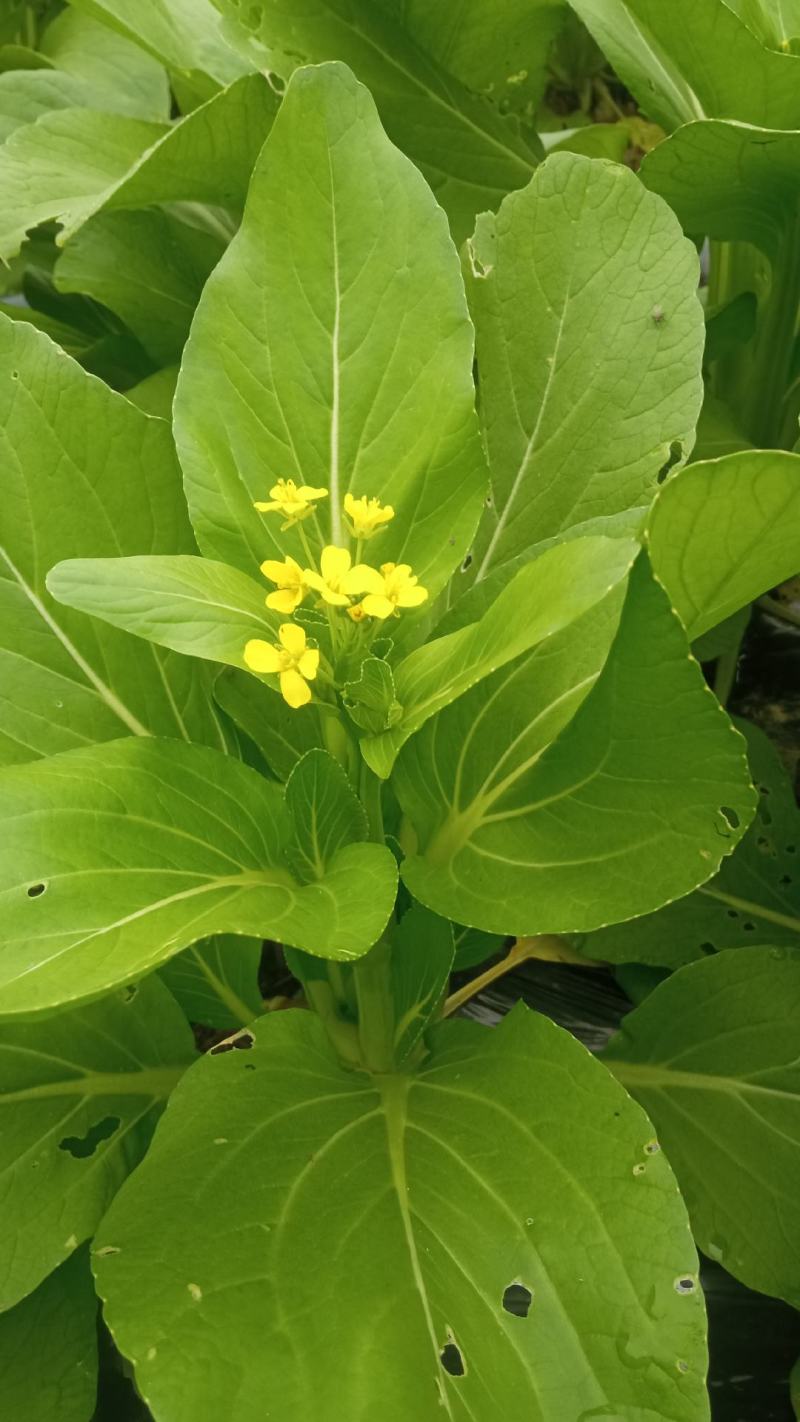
(0, 2, 798, 1418)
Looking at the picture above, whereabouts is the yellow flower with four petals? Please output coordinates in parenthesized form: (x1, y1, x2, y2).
(358, 562, 428, 620)
(254, 478, 328, 529)
(304, 545, 375, 607)
(260, 555, 309, 614)
(344, 492, 394, 540)
(244, 623, 319, 708)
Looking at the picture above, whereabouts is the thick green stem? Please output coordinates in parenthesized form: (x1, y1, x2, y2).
(359, 762, 384, 843)
(304, 978, 361, 1068)
(354, 936, 395, 1073)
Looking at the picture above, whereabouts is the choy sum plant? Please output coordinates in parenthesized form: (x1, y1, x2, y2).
(0, 3, 799, 1420)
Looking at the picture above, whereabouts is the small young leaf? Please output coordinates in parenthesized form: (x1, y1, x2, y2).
(94, 1007, 708, 1420)
(342, 657, 402, 735)
(390, 904, 453, 1064)
(0, 1251, 98, 1422)
(604, 946, 800, 1306)
(0, 976, 193, 1309)
(284, 749, 368, 882)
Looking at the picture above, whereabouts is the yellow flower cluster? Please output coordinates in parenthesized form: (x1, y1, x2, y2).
(245, 485, 428, 708)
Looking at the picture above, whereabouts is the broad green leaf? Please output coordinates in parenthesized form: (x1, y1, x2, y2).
(582, 720, 800, 967)
(381, 0, 566, 114)
(466, 152, 704, 579)
(0, 976, 193, 1309)
(453, 924, 505, 970)
(94, 1006, 708, 1420)
(362, 535, 637, 777)
(55, 209, 224, 364)
(47, 555, 276, 670)
(691, 394, 753, 462)
(39, 7, 169, 120)
(176, 63, 487, 603)
(213, 1, 539, 241)
(646, 450, 800, 640)
(0, 69, 112, 142)
(125, 363, 178, 417)
(160, 936, 263, 1030)
(66, 0, 253, 91)
(398, 556, 756, 936)
(0, 72, 278, 261)
(213, 667, 325, 781)
(604, 946, 800, 1306)
(642, 120, 800, 260)
(390, 904, 453, 1065)
(0, 316, 226, 764)
(284, 750, 367, 882)
(0, 737, 398, 1017)
(0, 1252, 98, 1420)
(704, 291, 758, 365)
(0, 295, 90, 356)
(566, 0, 800, 131)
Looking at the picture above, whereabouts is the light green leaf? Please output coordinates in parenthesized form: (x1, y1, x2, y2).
(47, 555, 276, 670)
(176, 62, 487, 604)
(66, 0, 253, 91)
(398, 556, 756, 936)
(390, 904, 453, 1065)
(605, 946, 800, 1306)
(213, 667, 325, 781)
(466, 152, 704, 579)
(342, 656, 402, 735)
(0, 975, 193, 1309)
(362, 535, 637, 777)
(582, 720, 800, 968)
(566, 0, 800, 131)
(160, 936, 263, 1030)
(716, 0, 800, 49)
(94, 1006, 708, 1420)
(124, 363, 178, 417)
(39, 7, 169, 120)
(642, 120, 800, 260)
(284, 750, 367, 882)
(0, 1252, 98, 1421)
(0, 737, 398, 1017)
(0, 70, 113, 142)
(0, 72, 277, 261)
(55, 209, 224, 364)
(213, 1, 539, 241)
(647, 451, 800, 640)
(0, 316, 226, 764)
(381, 0, 566, 115)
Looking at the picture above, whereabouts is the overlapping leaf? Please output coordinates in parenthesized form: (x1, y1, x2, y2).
(465, 152, 704, 578)
(213, 0, 540, 240)
(0, 738, 397, 1017)
(398, 557, 755, 936)
(0, 976, 193, 1309)
(605, 947, 800, 1305)
(176, 62, 488, 604)
(583, 721, 800, 967)
(94, 1006, 709, 1421)
(66, 0, 255, 94)
(160, 936, 263, 1030)
(0, 317, 226, 763)
(0, 1252, 98, 1421)
(567, 0, 800, 131)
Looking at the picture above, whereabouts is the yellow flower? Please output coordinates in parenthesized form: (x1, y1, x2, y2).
(359, 563, 429, 620)
(243, 623, 319, 708)
(254, 478, 328, 528)
(304, 545, 375, 607)
(344, 492, 394, 539)
(260, 555, 309, 615)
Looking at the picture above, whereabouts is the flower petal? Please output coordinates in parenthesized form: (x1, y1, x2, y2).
(266, 588, 302, 614)
(260, 559, 289, 584)
(352, 565, 386, 594)
(244, 639, 281, 673)
(280, 668, 312, 708)
(398, 585, 428, 608)
(321, 545, 351, 582)
(279, 622, 307, 656)
(361, 593, 395, 620)
(298, 485, 328, 501)
(298, 648, 319, 679)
